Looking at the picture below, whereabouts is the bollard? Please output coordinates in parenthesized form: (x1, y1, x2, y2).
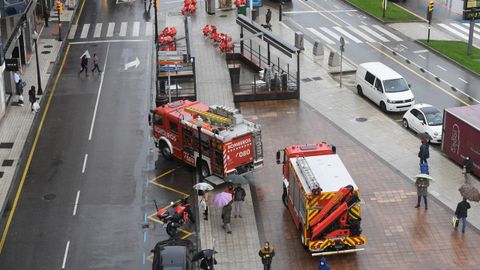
(279, 3, 282, 21)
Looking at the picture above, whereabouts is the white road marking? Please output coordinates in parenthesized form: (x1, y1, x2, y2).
(306, 27, 335, 45)
(348, 26, 376, 42)
(450, 23, 471, 34)
(119, 22, 128, 37)
(333, 4, 340, 8)
(413, 49, 429, 53)
(80, 24, 90, 39)
(73, 190, 80, 216)
(359, 25, 389, 42)
(399, 44, 408, 49)
(346, 13, 353, 17)
(436, 65, 447, 71)
(333, 26, 362, 43)
(145, 22, 152, 36)
(107, 22, 115, 37)
(360, 21, 368, 25)
(438, 23, 469, 40)
(88, 43, 111, 141)
(320, 27, 348, 43)
(132, 22, 140, 37)
(82, 154, 88, 173)
(462, 23, 480, 34)
(69, 39, 148, 45)
(94, 23, 102, 38)
(68, 24, 78, 39)
(372, 25, 403, 41)
(458, 77, 468, 83)
(62, 241, 70, 269)
(418, 55, 426, 60)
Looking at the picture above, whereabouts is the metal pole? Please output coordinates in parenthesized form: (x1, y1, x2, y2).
(154, 0, 159, 100)
(197, 125, 202, 181)
(279, 3, 282, 21)
(168, 71, 171, 103)
(34, 39, 43, 95)
(467, 18, 475, 55)
(58, 11, 61, 41)
(340, 50, 343, 88)
(382, 0, 385, 18)
(267, 43, 270, 65)
(296, 52, 300, 93)
(249, 0, 253, 19)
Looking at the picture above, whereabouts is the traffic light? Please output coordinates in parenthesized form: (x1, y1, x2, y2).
(57, 0, 63, 14)
(428, 1, 434, 13)
(155, 0, 158, 11)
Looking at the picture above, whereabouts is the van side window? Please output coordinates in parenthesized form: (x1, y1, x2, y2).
(374, 79, 383, 92)
(170, 121, 178, 133)
(365, 72, 375, 85)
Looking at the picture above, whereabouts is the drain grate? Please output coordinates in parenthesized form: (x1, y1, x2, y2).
(44, 45, 53, 48)
(301, 78, 313, 82)
(219, 14, 228, 17)
(0, 172, 3, 178)
(41, 51, 51, 54)
(355, 117, 368, 122)
(0, 143, 14, 149)
(43, 194, 56, 201)
(2, 160, 14, 167)
(312, 76, 322, 81)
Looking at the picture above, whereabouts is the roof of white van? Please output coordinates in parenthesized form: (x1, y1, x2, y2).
(359, 62, 402, 80)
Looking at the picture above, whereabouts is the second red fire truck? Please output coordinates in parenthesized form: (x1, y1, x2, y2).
(150, 100, 263, 182)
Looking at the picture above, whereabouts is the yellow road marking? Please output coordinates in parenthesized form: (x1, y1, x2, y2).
(148, 167, 181, 182)
(366, 43, 469, 106)
(295, 0, 341, 27)
(75, 0, 87, 25)
(0, 45, 72, 254)
(149, 180, 189, 197)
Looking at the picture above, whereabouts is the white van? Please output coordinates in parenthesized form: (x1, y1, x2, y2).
(355, 62, 415, 112)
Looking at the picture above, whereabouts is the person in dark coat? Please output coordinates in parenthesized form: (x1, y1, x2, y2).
(233, 185, 246, 218)
(455, 198, 471, 233)
(418, 139, 430, 164)
(200, 255, 217, 270)
(221, 204, 232, 234)
(79, 55, 88, 76)
(318, 256, 330, 270)
(28, 86, 36, 111)
(415, 176, 429, 209)
(258, 241, 275, 270)
(463, 156, 473, 183)
(265, 9, 272, 25)
(44, 8, 50, 27)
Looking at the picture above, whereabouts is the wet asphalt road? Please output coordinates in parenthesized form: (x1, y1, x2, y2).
(0, 1, 197, 269)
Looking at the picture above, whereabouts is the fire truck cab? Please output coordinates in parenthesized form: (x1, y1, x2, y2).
(277, 143, 366, 256)
(150, 100, 263, 183)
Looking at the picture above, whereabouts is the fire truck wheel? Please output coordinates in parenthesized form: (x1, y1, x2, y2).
(200, 161, 210, 178)
(299, 227, 307, 249)
(159, 141, 173, 160)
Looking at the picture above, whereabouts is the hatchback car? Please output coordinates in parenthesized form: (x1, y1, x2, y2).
(152, 239, 194, 270)
(402, 104, 443, 143)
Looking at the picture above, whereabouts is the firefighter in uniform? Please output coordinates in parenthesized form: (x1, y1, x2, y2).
(258, 241, 275, 270)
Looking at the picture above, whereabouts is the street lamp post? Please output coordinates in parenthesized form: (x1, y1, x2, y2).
(32, 31, 43, 95)
(196, 116, 203, 182)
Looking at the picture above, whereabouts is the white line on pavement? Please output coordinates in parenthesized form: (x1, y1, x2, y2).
(69, 39, 148, 45)
(462, 23, 480, 34)
(359, 25, 389, 42)
(333, 26, 362, 43)
(80, 24, 90, 39)
(68, 25, 78, 39)
(82, 154, 88, 173)
(458, 77, 468, 83)
(62, 241, 70, 269)
(399, 44, 408, 49)
(348, 26, 376, 42)
(372, 25, 403, 41)
(346, 12, 353, 16)
(94, 23, 103, 38)
(413, 49, 428, 53)
(320, 27, 348, 43)
(132, 22, 140, 37)
(438, 23, 469, 40)
(119, 22, 127, 37)
(145, 22, 152, 36)
(107, 22, 115, 37)
(306, 27, 335, 44)
(436, 65, 447, 71)
(88, 43, 111, 141)
(73, 191, 80, 216)
(418, 55, 426, 60)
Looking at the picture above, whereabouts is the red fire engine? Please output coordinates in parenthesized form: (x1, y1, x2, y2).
(149, 100, 263, 182)
(277, 143, 366, 255)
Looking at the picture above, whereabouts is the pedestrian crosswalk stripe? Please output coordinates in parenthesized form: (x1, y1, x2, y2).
(133, 22, 140, 37)
(68, 24, 78, 40)
(145, 22, 152, 36)
(320, 27, 348, 43)
(80, 24, 90, 39)
(348, 26, 376, 42)
(438, 23, 469, 40)
(306, 27, 335, 45)
(359, 25, 389, 42)
(94, 23, 103, 38)
(333, 26, 362, 43)
(119, 22, 128, 37)
(462, 23, 480, 34)
(451, 23, 480, 39)
(107, 22, 115, 37)
(372, 25, 403, 41)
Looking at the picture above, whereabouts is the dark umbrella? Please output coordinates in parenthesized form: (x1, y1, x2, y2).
(459, 183, 480, 202)
(225, 174, 249, 185)
(192, 249, 218, 261)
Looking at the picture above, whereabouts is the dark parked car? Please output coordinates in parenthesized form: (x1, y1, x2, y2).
(152, 239, 194, 270)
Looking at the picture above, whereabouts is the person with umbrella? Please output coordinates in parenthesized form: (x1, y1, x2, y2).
(200, 254, 217, 270)
(194, 182, 214, 221)
(455, 198, 471, 233)
(414, 174, 432, 209)
(193, 249, 218, 270)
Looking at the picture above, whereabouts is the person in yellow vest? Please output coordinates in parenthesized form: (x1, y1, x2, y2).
(258, 241, 275, 270)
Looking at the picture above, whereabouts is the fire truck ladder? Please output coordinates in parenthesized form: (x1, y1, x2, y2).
(185, 107, 232, 124)
(296, 157, 320, 193)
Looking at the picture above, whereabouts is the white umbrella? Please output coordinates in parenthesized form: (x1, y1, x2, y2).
(193, 182, 214, 191)
(413, 174, 434, 181)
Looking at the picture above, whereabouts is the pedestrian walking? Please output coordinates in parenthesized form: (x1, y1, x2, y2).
(415, 176, 430, 209)
(79, 55, 88, 76)
(44, 8, 50, 27)
(91, 53, 102, 73)
(221, 203, 232, 234)
(225, 184, 234, 205)
(265, 9, 272, 25)
(462, 156, 473, 183)
(28, 86, 36, 111)
(455, 198, 471, 233)
(318, 256, 330, 270)
(233, 185, 246, 218)
(258, 241, 275, 270)
(418, 139, 429, 164)
(14, 71, 25, 106)
(200, 255, 217, 270)
(201, 190, 210, 221)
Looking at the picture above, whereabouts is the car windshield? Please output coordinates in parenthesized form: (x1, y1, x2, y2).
(383, 79, 409, 93)
(421, 107, 443, 126)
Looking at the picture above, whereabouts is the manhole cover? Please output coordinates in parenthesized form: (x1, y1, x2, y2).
(43, 194, 56, 200)
(41, 51, 51, 54)
(219, 14, 228, 17)
(355, 117, 368, 122)
(43, 45, 53, 48)
(301, 78, 313, 82)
